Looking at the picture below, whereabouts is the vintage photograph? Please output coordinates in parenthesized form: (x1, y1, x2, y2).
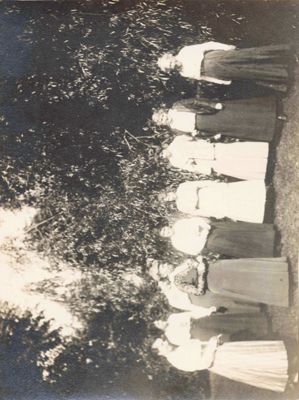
(0, 0, 299, 399)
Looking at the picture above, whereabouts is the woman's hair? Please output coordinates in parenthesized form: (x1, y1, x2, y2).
(152, 109, 169, 126)
(157, 53, 176, 72)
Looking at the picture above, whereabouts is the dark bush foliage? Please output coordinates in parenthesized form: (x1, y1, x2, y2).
(0, 0, 297, 399)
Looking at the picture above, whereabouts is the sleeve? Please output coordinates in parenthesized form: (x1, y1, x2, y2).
(201, 76, 232, 85)
(192, 216, 211, 230)
(195, 180, 217, 189)
(167, 340, 209, 372)
(174, 98, 220, 114)
(201, 41, 236, 52)
(190, 306, 217, 319)
(201, 336, 219, 368)
(184, 158, 213, 175)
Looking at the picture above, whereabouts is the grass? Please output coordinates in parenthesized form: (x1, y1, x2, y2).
(209, 64, 299, 400)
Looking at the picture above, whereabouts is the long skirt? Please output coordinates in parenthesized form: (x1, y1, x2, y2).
(190, 313, 268, 342)
(205, 221, 276, 258)
(198, 180, 266, 223)
(214, 142, 269, 180)
(207, 257, 289, 307)
(202, 44, 291, 92)
(196, 96, 277, 142)
(209, 341, 289, 392)
(189, 292, 261, 314)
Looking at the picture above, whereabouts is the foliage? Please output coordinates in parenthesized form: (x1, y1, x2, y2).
(0, 0, 297, 399)
(0, 304, 62, 399)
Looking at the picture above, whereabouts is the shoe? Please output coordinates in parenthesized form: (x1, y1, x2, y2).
(277, 114, 288, 121)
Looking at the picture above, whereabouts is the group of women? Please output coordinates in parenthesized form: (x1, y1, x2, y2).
(148, 41, 297, 393)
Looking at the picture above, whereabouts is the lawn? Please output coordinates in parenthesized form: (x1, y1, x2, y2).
(210, 61, 299, 400)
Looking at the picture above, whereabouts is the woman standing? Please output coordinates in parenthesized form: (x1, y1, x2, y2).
(152, 337, 290, 392)
(160, 217, 276, 258)
(149, 259, 262, 314)
(157, 42, 291, 92)
(160, 180, 267, 223)
(153, 96, 283, 142)
(169, 256, 289, 307)
(162, 135, 269, 181)
(154, 311, 269, 346)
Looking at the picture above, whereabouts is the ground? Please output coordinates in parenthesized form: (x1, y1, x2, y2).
(210, 67, 299, 400)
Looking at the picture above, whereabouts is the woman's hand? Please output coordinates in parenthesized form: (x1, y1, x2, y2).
(216, 334, 224, 345)
(215, 102, 223, 110)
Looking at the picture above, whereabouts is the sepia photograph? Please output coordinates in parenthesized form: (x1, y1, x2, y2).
(0, 0, 299, 399)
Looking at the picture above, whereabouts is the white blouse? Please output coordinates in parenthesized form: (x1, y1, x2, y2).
(176, 180, 216, 215)
(164, 312, 192, 346)
(175, 41, 235, 84)
(166, 339, 208, 372)
(159, 281, 214, 315)
(168, 109, 196, 132)
(166, 135, 216, 175)
(171, 217, 211, 256)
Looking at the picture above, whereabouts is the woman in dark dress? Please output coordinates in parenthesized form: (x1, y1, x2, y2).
(153, 96, 285, 142)
(154, 311, 269, 346)
(157, 42, 292, 92)
(160, 217, 276, 258)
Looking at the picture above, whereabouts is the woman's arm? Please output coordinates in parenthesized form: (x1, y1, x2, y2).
(202, 41, 236, 52)
(201, 336, 219, 368)
(174, 98, 223, 114)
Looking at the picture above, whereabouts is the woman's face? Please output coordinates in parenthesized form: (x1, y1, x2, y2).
(154, 320, 167, 331)
(164, 192, 176, 202)
(158, 263, 174, 278)
(153, 110, 170, 126)
(148, 260, 160, 281)
(158, 54, 178, 72)
(152, 338, 172, 356)
(160, 226, 173, 238)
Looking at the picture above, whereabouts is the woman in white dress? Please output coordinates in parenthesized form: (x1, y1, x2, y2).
(160, 180, 266, 223)
(152, 337, 290, 392)
(154, 311, 268, 346)
(160, 217, 275, 258)
(163, 135, 269, 181)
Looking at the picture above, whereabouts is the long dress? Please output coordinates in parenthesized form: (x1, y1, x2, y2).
(202, 44, 291, 92)
(210, 341, 289, 392)
(167, 135, 269, 180)
(206, 221, 275, 258)
(189, 291, 261, 314)
(171, 218, 275, 258)
(208, 257, 289, 307)
(173, 260, 262, 313)
(176, 180, 266, 223)
(190, 313, 268, 341)
(167, 339, 289, 392)
(164, 312, 268, 346)
(172, 96, 277, 141)
(172, 257, 289, 307)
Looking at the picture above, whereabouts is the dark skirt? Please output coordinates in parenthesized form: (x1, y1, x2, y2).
(189, 292, 262, 314)
(190, 313, 269, 341)
(196, 96, 277, 142)
(202, 44, 291, 92)
(205, 221, 275, 258)
(207, 257, 289, 306)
